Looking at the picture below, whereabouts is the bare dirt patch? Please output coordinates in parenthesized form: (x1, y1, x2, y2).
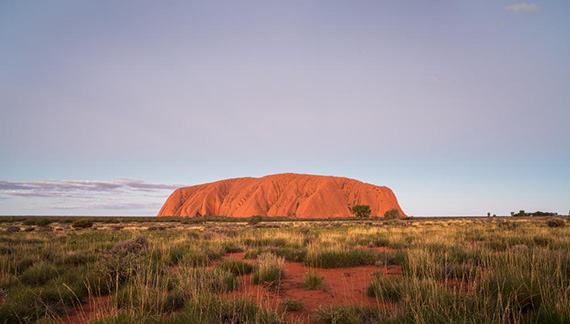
(63, 295, 112, 324)
(222, 252, 400, 323)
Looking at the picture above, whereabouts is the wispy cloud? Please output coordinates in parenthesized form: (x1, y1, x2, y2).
(0, 179, 181, 198)
(430, 76, 442, 84)
(506, 3, 541, 13)
(51, 202, 159, 210)
(1, 190, 54, 198)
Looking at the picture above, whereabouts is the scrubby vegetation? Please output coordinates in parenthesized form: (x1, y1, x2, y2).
(383, 208, 401, 219)
(0, 216, 568, 323)
(252, 253, 285, 285)
(215, 258, 254, 276)
(350, 205, 371, 218)
(303, 270, 324, 290)
(281, 298, 304, 312)
(71, 218, 94, 229)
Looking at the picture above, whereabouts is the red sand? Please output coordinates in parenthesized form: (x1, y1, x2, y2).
(66, 250, 403, 323)
(158, 173, 406, 218)
(63, 295, 112, 324)
(222, 252, 401, 323)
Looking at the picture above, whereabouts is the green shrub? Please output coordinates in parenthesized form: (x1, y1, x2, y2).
(23, 218, 53, 227)
(547, 218, 566, 228)
(100, 252, 144, 284)
(351, 205, 371, 218)
(384, 208, 401, 219)
(72, 219, 94, 229)
(248, 215, 263, 225)
(110, 235, 148, 255)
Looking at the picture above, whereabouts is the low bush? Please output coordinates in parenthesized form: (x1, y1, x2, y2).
(99, 236, 151, 283)
(72, 219, 94, 229)
(547, 218, 566, 228)
(110, 235, 148, 255)
(384, 208, 401, 219)
(23, 218, 53, 227)
(248, 215, 263, 225)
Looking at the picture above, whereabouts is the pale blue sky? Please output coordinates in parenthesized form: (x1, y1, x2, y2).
(1, 1, 569, 216)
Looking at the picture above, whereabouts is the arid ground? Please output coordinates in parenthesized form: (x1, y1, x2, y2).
(0, 216, 569, 323)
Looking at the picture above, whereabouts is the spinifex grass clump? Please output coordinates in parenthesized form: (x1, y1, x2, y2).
(252, 253, 285, 285)
(216, 258, 254, 276)
(304, 243, 377, 268)
(19, 263, 58, 285)
(314, 304, 387, 324)
(374, 251, 408, 266)
(0, 216, 570, 323)
(244, 246, 307, 262)
(170, 293, 286, 324)
(303, 270, 324, 290)
(367, 276, 405, 301)
(281, 298, 304, 311)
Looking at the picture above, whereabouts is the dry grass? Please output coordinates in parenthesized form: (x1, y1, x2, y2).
(0, 216, 568, 323)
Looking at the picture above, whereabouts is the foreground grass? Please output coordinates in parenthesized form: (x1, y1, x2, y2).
(0, 216, 568, 323)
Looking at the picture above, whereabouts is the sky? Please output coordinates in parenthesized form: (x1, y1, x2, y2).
(1, 1, 569, 216)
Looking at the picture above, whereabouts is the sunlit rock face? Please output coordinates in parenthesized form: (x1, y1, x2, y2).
(158, 173, 406, 218)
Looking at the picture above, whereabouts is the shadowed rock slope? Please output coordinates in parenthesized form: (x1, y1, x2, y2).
(158, 173, 406, 218)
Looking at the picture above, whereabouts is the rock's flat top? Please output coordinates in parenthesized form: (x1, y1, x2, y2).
(157, 173, 406, 218)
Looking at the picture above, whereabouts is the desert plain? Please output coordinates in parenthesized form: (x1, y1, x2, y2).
(0, 215, 568, 323)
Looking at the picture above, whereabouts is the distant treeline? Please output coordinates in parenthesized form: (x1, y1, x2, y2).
(0, 214, 566, 225)
(511, 210, 559, 217)
(0, 215, 401, 224)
